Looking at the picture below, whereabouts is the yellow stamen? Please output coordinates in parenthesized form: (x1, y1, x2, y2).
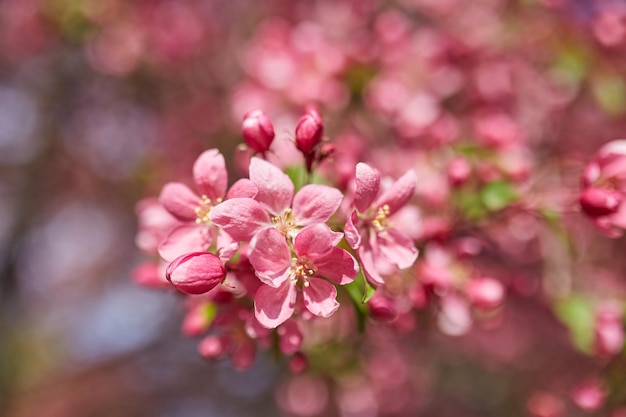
(195, 195, 214, 224)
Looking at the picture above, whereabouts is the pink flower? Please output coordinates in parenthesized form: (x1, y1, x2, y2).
(209, 157, 343, 242)
(249, 224, 358, 328)
(344, 162, 418, 285)
(158, 149, 257, 261)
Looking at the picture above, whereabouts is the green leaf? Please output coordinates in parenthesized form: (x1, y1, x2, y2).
(285, 165, 307, 192)
(362, 279, 376, 303)
(554, 296, 594, 354)
(481, 181, 518, 211)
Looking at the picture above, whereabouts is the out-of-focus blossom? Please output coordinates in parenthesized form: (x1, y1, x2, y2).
(345, 162, 418, 285)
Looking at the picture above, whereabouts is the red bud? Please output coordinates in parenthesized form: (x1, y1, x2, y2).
(295, 109, 323, 154)
(242, 110, 275, 153)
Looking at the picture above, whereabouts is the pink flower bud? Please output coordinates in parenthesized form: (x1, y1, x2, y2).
(242, 110, 275, 153)
(580, 188, 621, 218)
(368, 293, 397, 322)
(295, 109, 323, 154)
(447, 156, 472, 186)
(465, 277, 505, 309)
(166, 252, 226, 294)
(198, 335, 226, 359)
(289, 352, 308, 373)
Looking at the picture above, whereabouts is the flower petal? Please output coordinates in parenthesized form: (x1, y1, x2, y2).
(226, 178, 259, 200)
(314, 247, 359, 285)
(303, 278, 340, 318)
(293, 224, 336, 259)
(293, 184, 343, 225)
(254, 282, 297, 329)
(166, 252, 226, 294)
(249, 157, 294, 214)
(249, 228, 292, 287)
(344, 210, 361, 249)
(209, 198, 270, 242)
(216, 229, 239, 261)
(193, 149, 228, 201)
(159, 182, 200, 221)
(377, 228, 418, 269)
(374, 169, 417, 216)
(277, 320, 302, 355)
(158, 224, 211, 262)
(355, 162, 380, 212)
(358, 242, 386, 286)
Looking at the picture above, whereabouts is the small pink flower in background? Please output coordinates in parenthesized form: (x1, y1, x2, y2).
(250, 224, 358, 328)
(158, 149, 257, 261)
(594, 302, 624, 357)
(464, 277, 505, 310)
(571, 379, 607, 412)
(210, 157, 343, 242)
(135, 197, 181, 254)
(581, 140, 626, 237)
(527, 392, 565, 417)
(344, 162, 418, 285)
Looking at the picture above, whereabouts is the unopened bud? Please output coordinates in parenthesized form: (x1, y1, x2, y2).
(198, 335, 226, 359)
(242, 110, 275, 153)
(166, 252, 226, 295)
(289, 352, 308, 373)
(295, 109, 323, 154)
(368, 293, 397, 322)
(447, 156, 472, 186)
(580, 188, 621, 218)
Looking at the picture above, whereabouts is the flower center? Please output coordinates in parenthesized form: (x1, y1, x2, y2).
(195, 195, 222, 224)
(290, 257, 317, 287)
(370, 204, 391, 234)
(271, 208, 299, 236)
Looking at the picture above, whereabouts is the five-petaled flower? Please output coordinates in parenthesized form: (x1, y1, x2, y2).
(158, 149, 257, 262)
(249, 224, 359, 328)
(344, 162, 419, 285)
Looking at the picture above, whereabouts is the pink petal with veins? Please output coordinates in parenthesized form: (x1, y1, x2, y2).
(344, 210, 361, 249)
(249, 228, 292, 287)
(209, 198, 270, 241)
(303, 279, 340, 317)
(315, 247, 359, 285)
(159, 182, 200, 221)
(293, 224, 336, 259)
(193, 149, 228, 201)
(158, 224, 210, 262)
(226, 178, 258, 200)
(377, 228, 418, 269)
(355, 162, 380, 212)
(249, 157, 294, 214)
(374, 169, 417, 215)
(255, 281, 297, 329)
(292, 184, 343, 225)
